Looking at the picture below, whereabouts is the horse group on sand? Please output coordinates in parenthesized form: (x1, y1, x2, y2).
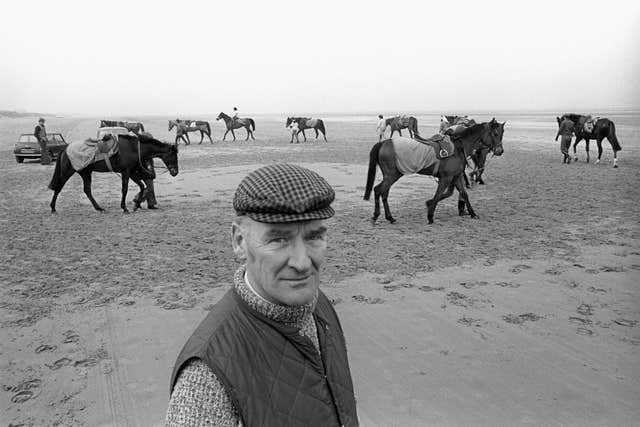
(48, 111, 621, 227)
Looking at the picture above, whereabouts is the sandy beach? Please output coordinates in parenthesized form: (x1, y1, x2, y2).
(1, 113, 639, 426)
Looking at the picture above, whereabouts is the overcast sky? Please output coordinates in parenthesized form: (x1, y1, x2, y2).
(1, 0, 638, 115)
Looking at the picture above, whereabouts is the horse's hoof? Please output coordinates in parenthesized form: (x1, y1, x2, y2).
(428, 218, 434, 224)
(613, 164, 619, 168)
(470, 214, 479, 219)
(387, 217, 396, 224)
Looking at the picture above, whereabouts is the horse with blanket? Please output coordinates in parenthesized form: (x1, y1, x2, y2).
(100, 120, 146, 134)
(285, 117, 327, 142)
(48, 132, 179, 213)
(556, 114, 621, 167)
(385, 115, 419, 138)
(364, 119, 504, 224)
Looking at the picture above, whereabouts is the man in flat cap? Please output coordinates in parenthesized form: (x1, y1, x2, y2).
(166, 163, 359, 427)
(34, 117, 51, 165)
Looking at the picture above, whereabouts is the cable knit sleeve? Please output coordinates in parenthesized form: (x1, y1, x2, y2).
(165, 359, 242, 427)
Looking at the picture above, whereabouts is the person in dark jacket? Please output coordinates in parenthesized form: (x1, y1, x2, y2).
(555, 117, 575, 164)
(166, 163, 359, 427)
(132, 158, 158, 209)
(34, 117, 51, 165)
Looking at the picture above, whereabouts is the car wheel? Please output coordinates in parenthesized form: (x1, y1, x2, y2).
(15, 156, 24, 163)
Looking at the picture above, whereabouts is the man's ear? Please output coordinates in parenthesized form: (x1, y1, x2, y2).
(231, 221, 247, 260)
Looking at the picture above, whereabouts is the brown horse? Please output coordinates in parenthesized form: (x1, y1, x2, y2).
(364, 119, 504, 224)
(48, 133, 179, 213)
(216, 112, 256, 141)
(100, 120, 146, 134)
(285, 117, 327, 142)
(168, 119, 213, 145)
(556, 114, 621, 167)
(385, 115, 419, 138)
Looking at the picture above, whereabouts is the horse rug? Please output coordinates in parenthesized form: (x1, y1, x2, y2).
(66, 136, 119, 171)
(392, 137, 438, 175)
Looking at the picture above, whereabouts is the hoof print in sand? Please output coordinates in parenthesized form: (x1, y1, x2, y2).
(569, 316, 592, 325)
(577, 304, 594, 316)
(459, 281, 488, 289)
(502, 313, 543, 324)
(614, 319, 637, 327)
(46, 357, 72, 370)
(35, 344, 57, 353)
(7, 379, 42, 403)
(62, 330, 80, 344)
(419, 285, 444, 292)
(352, 295, 385, 304)
(600, 265, 625, 272)
(446, 291, 475, 307)
(495, 281, 520, 288)
(510, 264, 532, 274)
(587, 286, 607, 294)
(576, 327, 595, 336)
(458, 317, 484, 327)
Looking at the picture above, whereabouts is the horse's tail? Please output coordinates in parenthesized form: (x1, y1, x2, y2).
(318, 119, 326, 136)
(249, 119, 255, 131)
(48, 150, 66, 191)
(364, 142, 382, 200)
(607, 120, 621, 151)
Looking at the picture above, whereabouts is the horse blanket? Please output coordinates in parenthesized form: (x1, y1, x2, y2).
(66, 137, 119, 171)
(304, 118, 320, 127)
(392, 137, 438, 175)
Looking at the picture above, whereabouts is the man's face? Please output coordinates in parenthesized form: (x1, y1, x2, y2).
(232, 217, 327, 306)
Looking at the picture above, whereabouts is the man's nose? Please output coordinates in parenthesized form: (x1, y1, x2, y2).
(287, 238, 313, 271)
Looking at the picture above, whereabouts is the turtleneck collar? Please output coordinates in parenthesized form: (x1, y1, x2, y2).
(233, 265, 317, 328)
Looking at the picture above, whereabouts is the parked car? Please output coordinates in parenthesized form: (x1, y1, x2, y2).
(14, 133, 67, 163)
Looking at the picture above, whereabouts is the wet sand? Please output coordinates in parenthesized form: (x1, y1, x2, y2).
(1, 115, 639, 426)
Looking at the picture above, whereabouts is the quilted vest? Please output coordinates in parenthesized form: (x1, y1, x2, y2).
(170, 289, 359, 427)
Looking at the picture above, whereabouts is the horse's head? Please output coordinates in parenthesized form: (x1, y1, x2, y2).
(286, 117, 292, 127)
(168, 121, 175, 131)
(159, 143, 179, 177)
(489, 118, 505, 156)
(216, 112, 225, 121)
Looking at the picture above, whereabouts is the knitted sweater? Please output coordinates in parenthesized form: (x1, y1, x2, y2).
(165, 266, 320, 427)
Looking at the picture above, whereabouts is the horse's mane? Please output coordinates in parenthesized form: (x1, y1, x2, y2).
(120, 133, 171, 147)
(453, 122, 487, 138)
(561, 113, 585, 123)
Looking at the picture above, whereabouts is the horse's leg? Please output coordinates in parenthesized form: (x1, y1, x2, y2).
(572, 137, 582, 161)
(585, 139, 590, 163)
(609, 137, 619, 168)
(245, 125, 250, 141)
(198, 131, 204, 144)
(302, 129, 307, 142)
(373, 172, 401, 224)
(314, 128, 319, 140)
(131, 175, 146, 211)
(79, 170, 104, 212)
(426, 178, 451, 224)
(49, 169, 75, 213)
(120, 174, 130, 213)
(463, 171, 471, 188)
(454, 175, 477, 219)
(207, 132, 214, 144)
(223, 129, 229, 141)
(185, 134, 191, 145)
(231, 129, 236, 141)
(595, 139, 603, 164)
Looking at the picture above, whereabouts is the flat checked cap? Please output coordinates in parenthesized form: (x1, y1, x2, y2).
(233, 163, 335, 223)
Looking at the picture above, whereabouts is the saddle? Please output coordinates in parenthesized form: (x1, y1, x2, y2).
(413, 134, 455, 159)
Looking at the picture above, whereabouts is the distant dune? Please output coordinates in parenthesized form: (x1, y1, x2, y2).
(0, 110, 47, 119)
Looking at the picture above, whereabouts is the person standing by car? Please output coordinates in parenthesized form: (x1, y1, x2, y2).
(34, 118, 51, 165)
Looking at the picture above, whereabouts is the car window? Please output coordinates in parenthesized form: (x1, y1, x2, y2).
(20, 135, 38, 143)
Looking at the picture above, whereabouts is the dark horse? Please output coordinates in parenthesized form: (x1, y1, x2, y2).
(557, 114, 621, 167)
(168, 119, 213, 144)
(364, 120, 504, 224)
(100, 120, 145, 134)
(385, 115, 419, 138)
(285, 117, 327, 142)
(48, 133, 179, 213)
(216, 112, 256, 141)
(466, 121, 506, 186)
